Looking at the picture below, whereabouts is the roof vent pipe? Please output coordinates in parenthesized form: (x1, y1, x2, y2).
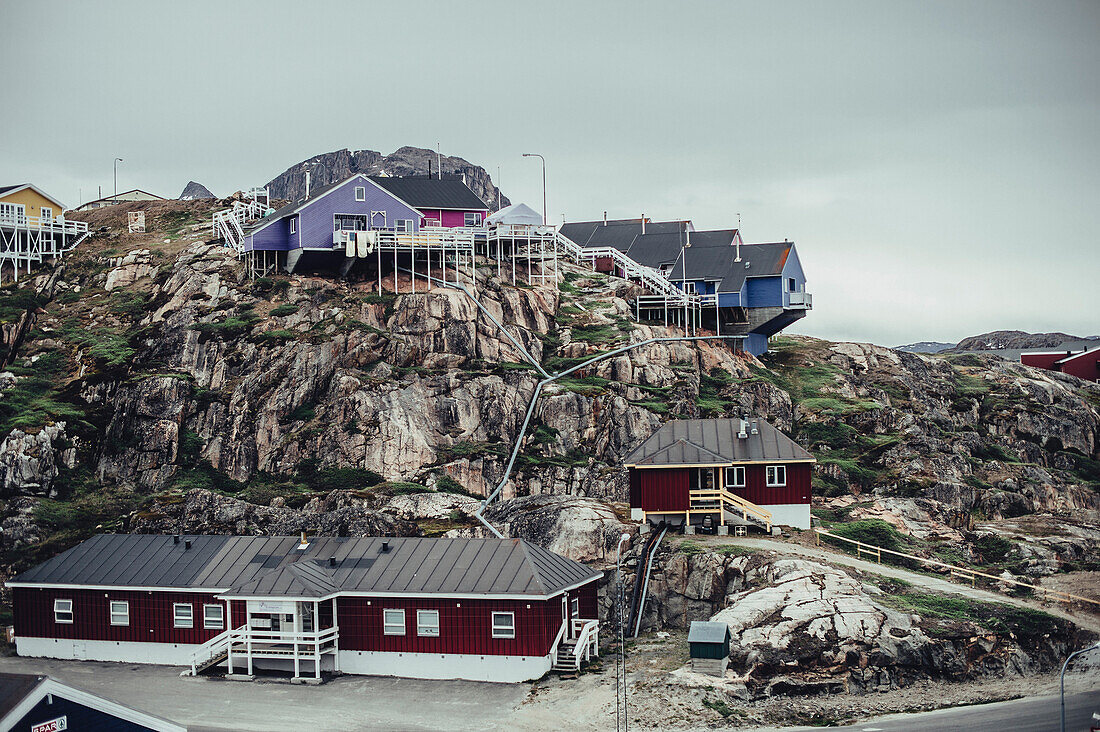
(299, 531, 309, 549)
(750, 420, 759, 435)
(738, 419, 748, 439)
(173, 535, 180, 544)
(641, 215, 646, 235)
(603, 211, 607, 226)
(184, 539, 192, 550)
(329, 556, 337, 568)
(304, 170, 311, 200)
(381, 541, 390, 553)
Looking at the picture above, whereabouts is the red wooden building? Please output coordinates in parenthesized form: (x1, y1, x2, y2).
(625, 418, 815, 531)
(1021, 345, 1100, 382)
(7, 534, 601, 684)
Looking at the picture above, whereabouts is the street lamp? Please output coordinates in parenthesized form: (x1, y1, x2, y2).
(615, 533, 631, 732)
(1061, 640, 1100, 732)
(522, 153, 546, 225)
(113, 158, 123, 201)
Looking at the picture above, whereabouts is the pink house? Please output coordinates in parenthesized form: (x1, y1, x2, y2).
(369, 175, 489, 228)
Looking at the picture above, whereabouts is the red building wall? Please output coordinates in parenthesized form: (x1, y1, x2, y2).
(634, 468, 690, 511)
(1057, 351, 1100, 381)
(728, 463, 812, 505)
(631, 463, 812, 512)
(1021, 352, 1069, 371)
(336, 585, 597, 657)
(12, 587, 228, 645)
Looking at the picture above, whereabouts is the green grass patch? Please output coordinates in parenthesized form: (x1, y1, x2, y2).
(269, 303, 300, 317)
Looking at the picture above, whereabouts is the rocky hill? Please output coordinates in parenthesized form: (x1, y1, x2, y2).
(947, 330, 1095, 352)
(894, 340, 954, 354)
(264, 147, 508, 210)
(178, 181, 215, 200)
(0, 200, 1097, 698)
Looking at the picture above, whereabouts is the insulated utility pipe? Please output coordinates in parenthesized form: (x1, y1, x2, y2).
(397, 265, 736, 538)
(633, 525, 668, 638)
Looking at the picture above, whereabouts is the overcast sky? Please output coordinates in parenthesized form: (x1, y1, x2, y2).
(3, 0, 1097, 346)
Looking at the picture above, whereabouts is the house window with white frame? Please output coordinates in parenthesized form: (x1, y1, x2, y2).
(571, 596, 579, 617)
(54, 598, 73, 624)
(724, 466, 746, 488)
(383, 609, 406, 635)
(464, 212, 482, 227)
(40, 206, 53, 221)
(0, 202, 25, 224)
(683, 281, 696, 295)
(766, 465, 787, 487)
(289, 217, 297, 235)
(173, 603, 194, 628)
(355, 186, 366, 201)
(417, 609, 440, 637)
(394, 219, 413, 233)
(203, 604, 224, 630)
(109, 600, 129, 626)
(491, 612, 515, 639)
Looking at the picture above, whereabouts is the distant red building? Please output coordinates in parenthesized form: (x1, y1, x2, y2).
(7, 534, 601, 683)
(1021, 345, 1100, 382)
(624, 418, 815, 531)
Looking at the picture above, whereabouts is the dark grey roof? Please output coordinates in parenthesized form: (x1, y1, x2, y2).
(624, 418, 814, 467)
(0, 673, 44, 718)
(688, 621, 730, 644)
(11, 535, 601, 599)
(657, 237, 793, 294)
(369, 175, 488, 211)
(0, 184, 25, 197)
(559, 219, 692, 252)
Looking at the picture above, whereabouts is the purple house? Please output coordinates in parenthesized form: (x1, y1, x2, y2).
(242, 174, 423, 255)
(368, 175, 490, 228)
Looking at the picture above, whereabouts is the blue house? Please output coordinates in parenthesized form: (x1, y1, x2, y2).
(561, 220, 811, 355)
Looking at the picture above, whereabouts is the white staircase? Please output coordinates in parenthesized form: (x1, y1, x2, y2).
(551, 618, 599, 676)
(212, 195, 272, 253)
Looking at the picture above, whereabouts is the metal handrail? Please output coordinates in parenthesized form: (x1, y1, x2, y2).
(813, 529, 1100, 607)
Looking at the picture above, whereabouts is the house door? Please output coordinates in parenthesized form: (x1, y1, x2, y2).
(299, 602, 315, 633)
(562, 595, 571, 640)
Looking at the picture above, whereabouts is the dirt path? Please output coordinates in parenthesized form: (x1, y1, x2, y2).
(697, 535, 1100, 633)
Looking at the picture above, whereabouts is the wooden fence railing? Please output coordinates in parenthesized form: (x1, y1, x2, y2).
(813, 528, 1100, 608)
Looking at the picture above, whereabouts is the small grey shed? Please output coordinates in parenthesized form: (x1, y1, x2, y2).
(688, 621, 731, 676)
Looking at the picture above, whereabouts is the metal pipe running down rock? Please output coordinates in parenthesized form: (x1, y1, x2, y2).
(396, 265, 738, 538)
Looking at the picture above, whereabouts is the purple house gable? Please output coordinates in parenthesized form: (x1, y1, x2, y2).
(243, 175, 422, 252)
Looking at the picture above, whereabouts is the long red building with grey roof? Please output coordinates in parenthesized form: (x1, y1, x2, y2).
(7, 534, 602, 683)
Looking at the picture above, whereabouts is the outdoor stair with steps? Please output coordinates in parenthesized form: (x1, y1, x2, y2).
(689, 489, 773, 532)
(552, 641, 582, 678)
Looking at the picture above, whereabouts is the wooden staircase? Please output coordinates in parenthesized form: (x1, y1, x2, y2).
(552, 642, 581, 678)
(689, 489, 772, 532)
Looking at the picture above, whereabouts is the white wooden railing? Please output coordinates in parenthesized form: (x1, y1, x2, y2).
(0, 212, 89, 236)
(690, 488, 773, 532)
(184, 623, 339, 677)
(568, 619, 600, 669)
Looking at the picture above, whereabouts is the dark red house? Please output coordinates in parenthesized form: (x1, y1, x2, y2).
(624, 418, 815, 531)
(7, 534, 601, 683)
(1021, 345, 1100, 382)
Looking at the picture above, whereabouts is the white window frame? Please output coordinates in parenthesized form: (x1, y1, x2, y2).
(416, 609, 440, 637)
(173, 603, 194, 629)
(766, 465, 787, 487)
(683, 281, 696, 295)
(289, 217, 297, 235)
(54, 598, 73, 624)
(203, 604, 224, 630)
(463, 212, 482, 227)
(570, 597, 579, 617)
(383, 609, 406, 636)
(491, 611, 515, 639)
(724, 466, 746, 488)
(0, 202, 26, 224)
(394, 219, 413, 233)
(109, 600, 129, 626)
(40, 206, 53, 221)
(355, 186, 366, 201)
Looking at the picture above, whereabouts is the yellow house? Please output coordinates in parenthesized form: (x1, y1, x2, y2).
(0, 184, 67, 224)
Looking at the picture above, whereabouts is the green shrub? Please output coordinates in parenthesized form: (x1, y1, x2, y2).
(286, 404, 316, 423)
(826, 519, 909, 553)
(269, 303, 299, 317)
(304, 467, 384, 492)
(253, 329, 296, 343)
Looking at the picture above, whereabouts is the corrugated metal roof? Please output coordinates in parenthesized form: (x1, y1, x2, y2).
(12, 535, 601, 599)
(624, 418, 814, 466)
(688, 620, 730, 644)
(369, 176, 488, 210)
(560, 219, 692, 252)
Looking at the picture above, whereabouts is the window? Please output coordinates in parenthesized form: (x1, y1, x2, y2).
(173, 603, 194, 628)
(683, 281, 696, 295)
(204, 604, 224, 630)
(355, 186, 366, 201)
(109, 601, 129, 626)
(464, 212, 482, 227)
(788, 277, 797, 292)
(724, 466, 746, 488)
(417, 609, 440, 637)
(383, 609, 406, 635)
(334, 213, 368, 231)
(54, 599, 73, 624)
(570, 597, 579, 617)
(766, 465, 787, 487)
(491, 612, 515, 639)
(0, 202, 25, 224)
(394, 219, 413, 233)
(40, 207, 53, 221)
(289, 217, 297, 235)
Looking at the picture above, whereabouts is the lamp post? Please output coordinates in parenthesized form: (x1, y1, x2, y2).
(1061, 641, 1100, 732)
(113, 158, 123, 201)
(615, 533, 631, 732)
(522, 153, 546, 225)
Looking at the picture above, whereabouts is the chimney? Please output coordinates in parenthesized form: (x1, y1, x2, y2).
(734, 231, 742, 262)
(173, 535, 180, 544)
(304, 170, 311, 199)
(738, 419, 748, 439)
(329, 556, 337, 568)
(184, 539, 192, 550)
(381, 540, 390, 553)
(641, 215, 646, 235)
(298, 531, 309, 549)
(603, 211, 607, 226)
(750, 420, 759, 436)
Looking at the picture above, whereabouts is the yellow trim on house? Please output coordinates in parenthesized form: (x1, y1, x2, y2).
(625, 458, 816, 469)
